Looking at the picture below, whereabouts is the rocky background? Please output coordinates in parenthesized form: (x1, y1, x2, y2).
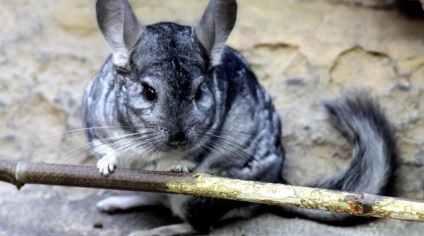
(1, 0, 424, 235)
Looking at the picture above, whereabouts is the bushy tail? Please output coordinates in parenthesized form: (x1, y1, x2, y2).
(282, 90, 398, 224)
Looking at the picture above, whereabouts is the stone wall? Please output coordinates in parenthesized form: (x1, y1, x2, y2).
(1, 0, 424, 234)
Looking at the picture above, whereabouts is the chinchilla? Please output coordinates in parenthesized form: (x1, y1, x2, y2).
(82, 0, 397, 235)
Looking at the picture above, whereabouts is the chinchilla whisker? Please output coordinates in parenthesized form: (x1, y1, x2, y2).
(92, 133, 159, 164)
(38, 138, 134, 183)
(20, 126, 157, 151)
(206, 139, 266, 170)
(37, 133, 158, 184)
(63, 131, 156, 160)
(199, 144, 212, 159)
(111, 135, 160, 159)
(144, 138, 164, 157)
(99, 131, 157, 148)
(202, 137, 241, 159)
(201, 140, 249, 165)
(122, 149, 147, 170)
(114, 136, 163, 168)
(40, 132, 156, 179)
(102, 135, 160, 166)
(204, 133, 265, 168)
(201, 128, 254, 136)
(205, 139, 249, 163)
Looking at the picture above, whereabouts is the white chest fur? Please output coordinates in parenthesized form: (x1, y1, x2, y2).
(118, 148, 196, 172)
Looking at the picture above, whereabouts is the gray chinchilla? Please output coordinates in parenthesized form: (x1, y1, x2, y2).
(82, 0, 397, 235)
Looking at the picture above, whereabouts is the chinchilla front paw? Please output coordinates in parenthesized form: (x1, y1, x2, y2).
(169, 165, 191, 173)
(97, 155, 117, 176)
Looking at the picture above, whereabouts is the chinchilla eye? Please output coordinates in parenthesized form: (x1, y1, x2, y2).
(141, 83, 157, 101)
(195, 83, 203, 101)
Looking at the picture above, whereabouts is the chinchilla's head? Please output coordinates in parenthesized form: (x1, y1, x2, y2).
(96, 0, 237, 153)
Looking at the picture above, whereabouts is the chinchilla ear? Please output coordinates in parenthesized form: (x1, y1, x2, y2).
(194, 0, 237, 66)
(96, 0, 144, 68)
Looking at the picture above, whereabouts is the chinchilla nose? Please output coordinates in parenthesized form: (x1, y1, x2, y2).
(167, 131, 188, 147)
(168, 140, 188, 146)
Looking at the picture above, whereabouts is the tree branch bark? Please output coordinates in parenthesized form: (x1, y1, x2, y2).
(1, 160, 424, 222)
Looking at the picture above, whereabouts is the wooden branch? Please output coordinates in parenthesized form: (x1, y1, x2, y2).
(1, 160, 424, 222)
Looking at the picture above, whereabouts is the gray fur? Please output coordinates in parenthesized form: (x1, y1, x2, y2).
(96, 0, 144, 67)
(82, 0, 397, 234)
(282, 90, 397, 222)
(194, 0, 237, 65)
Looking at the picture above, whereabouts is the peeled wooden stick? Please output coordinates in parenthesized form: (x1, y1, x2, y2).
(1, 160, 424, 222)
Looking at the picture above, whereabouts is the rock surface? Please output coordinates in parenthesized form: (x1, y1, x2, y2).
(1, 0, 424, 235)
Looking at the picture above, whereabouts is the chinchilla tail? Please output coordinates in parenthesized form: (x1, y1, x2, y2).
(278, 90, 398, 225)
